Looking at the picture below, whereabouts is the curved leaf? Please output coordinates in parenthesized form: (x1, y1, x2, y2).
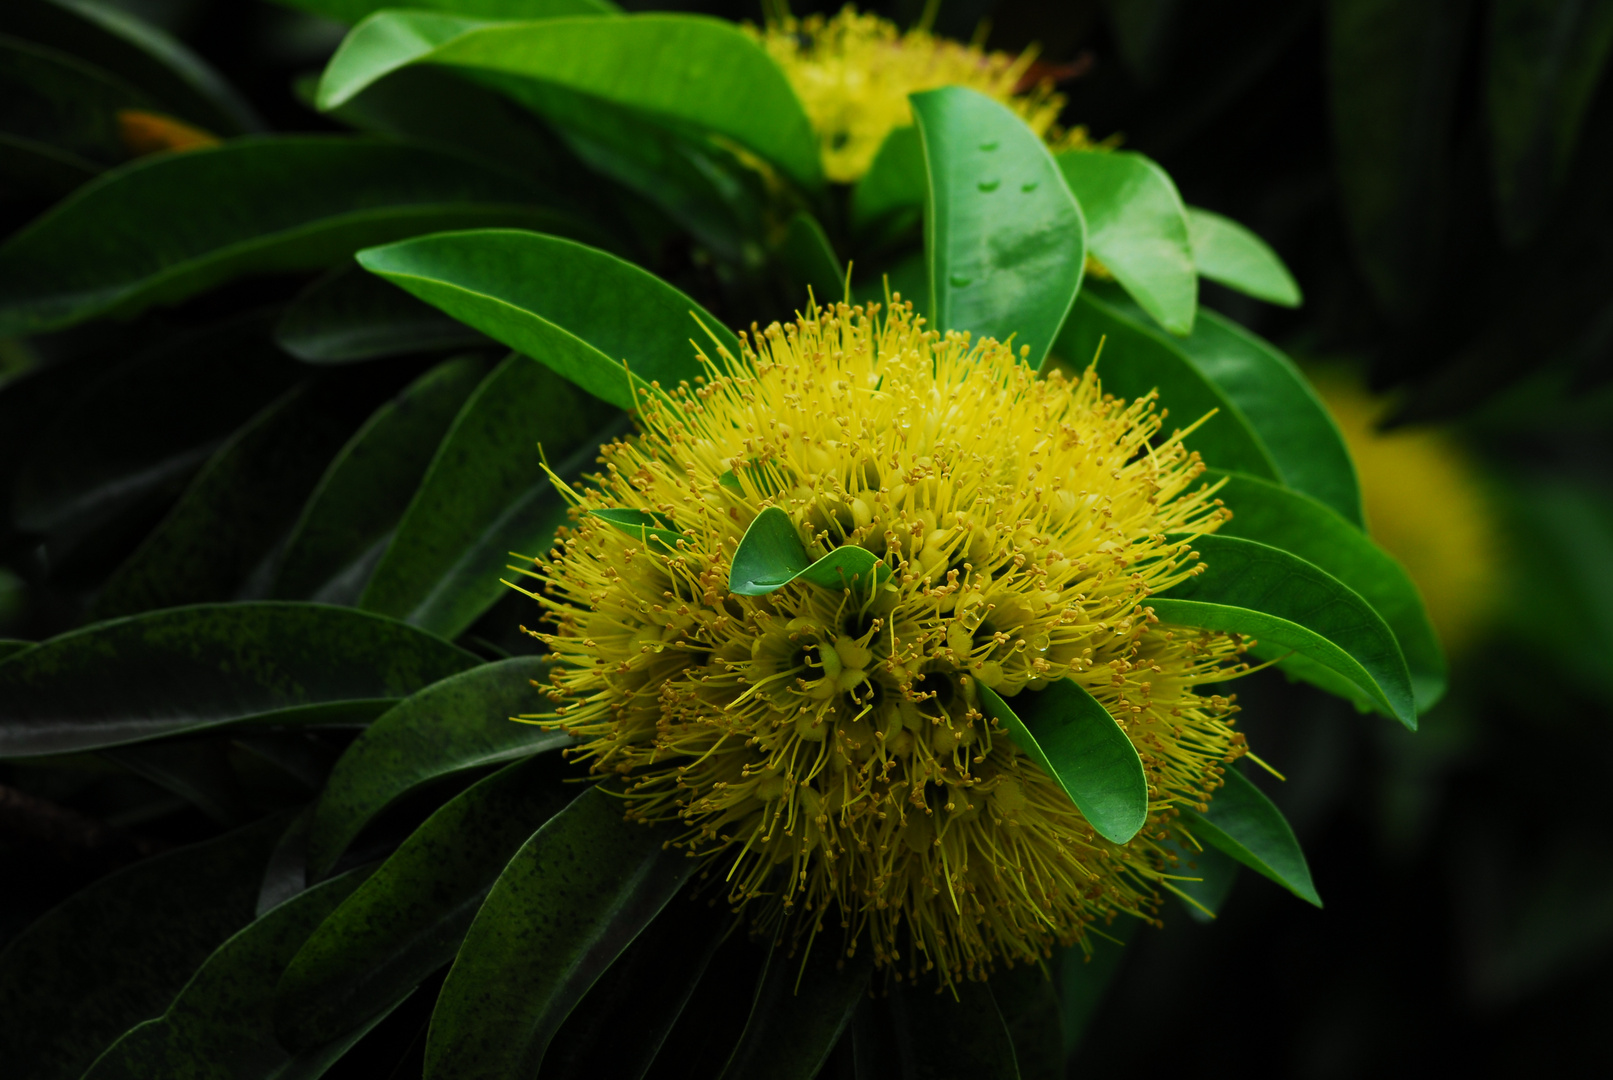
(776, 210, 845, 302)
(0, 131, 99, 197)
(716, 943, 873, 1080)
(1160, 832, 1240, 922)
(728, 506, 888, 596)
(317, 11, 821, 188)
(1183, 767, 1320, 907)
(279, 0, 612, 25)
(992, 965, 1063, 1080)
(889, 979, 1019, 1080)
(851, 124, 924, 236)
(0, 640, 32, 661)
(913, 85, 1084, 369)
(979, 681, 1148, 845)
(1185, 207, 1302, 307)
(275, 264, 492, 363)
(590, 508, 689, 551)
(279, 754, 572, 1050)
(0, 36, 155, 171)
(423, 786, 696, 1080)
(357, 228, 738, 410)
(0, 136, 577, 336)
(1151, 534, 1416, 728)
(0, 602, 479, 757)
(306, 655, 563, 875)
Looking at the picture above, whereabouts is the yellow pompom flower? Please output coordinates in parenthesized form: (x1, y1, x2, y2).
(518, 299, 1254, 984)
(751, 6, 1087, 183)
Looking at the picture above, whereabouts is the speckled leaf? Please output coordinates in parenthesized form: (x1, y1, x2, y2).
(1185, 207, 1302, 307)
(715, 942, 873, 1080)
(1183, 767, 1320, 907)
(423, 786, 695, 1080)
(279, 755, 571, 1049)
(728, 507, 887, 596)
(306, 656, 563, 875)
(890, 978, 1019, 1079)
(0, 602, 479, 757)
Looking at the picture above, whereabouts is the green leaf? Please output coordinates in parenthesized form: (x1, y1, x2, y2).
(357, 229, 738, 410)
(1210, 470, 1445, 710)
(912, 86, 1084, 369)
(1057, 149, 1196, 335)
(0, 815, 284, 1080)
(728, 506, 888, 596)
(317, 12, 821, 189)
(0, 136, 578, 336)
(0, 131, 99, 197)
(102, 738, 247, 824)
(1150, 534, 1417, 728)
(715, 942, 874, 1080)
(275, 263, 493, 363)
(889, 979, 1019, 1079)
(1160, 835, 1240, 922)
(272, 357, 491, 603)
(1185, 207, 1302, 307)
(277, 0, 613, 25)
(0, 602, 479, 757)
(0, 36, 154, 171)
(356, 352, 617, 637)
(0, 640, 32, 661)
(991, 965, 1063, 1080)
(306, 655, 563, 875)
(588, 508, 689, 552)
(423, 786, 696, 1080)
(978, 681, 1148, 845)
(1053, 919, 1135, 1058)
(278, 754, 572, 1049)
(82, 866, 390, 1080)
(1182, 767, 1320, 907)
(776, 210, 846, 303)
(851, 124, 924, 236)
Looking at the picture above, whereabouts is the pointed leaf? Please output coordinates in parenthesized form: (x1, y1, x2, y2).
(912, 85, 1084, 368)
(978, 681, 1147, 844)
(0, 602, 479, 757)
(715, 943, 873, 1080)
(776, 210, 846, 302)
(889, 979, 1019, 1080)
(1183, 767, 1320, 907)
(728, 507, 888, 596)
(589, 508, 690, 552)
(275, 264, 492, 363)
(1185, 207, 1302, 307)
(423, 786, 696, 1080)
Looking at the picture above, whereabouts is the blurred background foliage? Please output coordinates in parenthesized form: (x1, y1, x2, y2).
(3, 0, 1612, 1075)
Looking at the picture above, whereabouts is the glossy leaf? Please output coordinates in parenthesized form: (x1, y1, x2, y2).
(1150, 534, 1417, 728)
(1183, 767, 1320, 907)
(317, 12, 822, 188)
(716, 942, 874, 1080)
(279, 755, 571, 1049)
(913, 86, 1084, 368)
(272, 357, 490, 603)
(1185, 207, 1302, 307)
(306, 655, 563, 874)
(275, 264, 492, 363)
(728, 507, 888, 596)
(1057, 148, 1196, 335)
(0, 602, 479, 757)
(279, 0, 613, 24)
(776, 210, 846, 303)
(978, 681, 1147, 845)
(589, 508, 690, 552)
(0, 816, 283, 1080)
(851, 124, 924, 235)
(423, 786, 696, 1080)
(1210, 470, 1445, 710)
(356, 352, 617, 637)
(0, 137, 575, 336)
(889, 978, 1019, 1080)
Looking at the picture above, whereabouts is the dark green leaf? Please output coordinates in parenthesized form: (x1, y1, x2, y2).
(306, 655, 562, 875)
(0, 602, 479, 757)
(851, 125, 924, 236)
(912, 86, 1084, 369)
(889, 978, 1019, 1080)
(0, 36, 153, 170)
(1053, 918, 1135, 1058)
(357, 229, 738, 410)
(978, 682, 1147, 845)
(278, 0, 612, 25)
(1182, 767, 1320, 907)
(1185, 207, 1302, 307)
(728, 506, 888, 596)
(715, 942, 873, 1080)
(647, 931, 771, 1080)
(0, 640, 32, 661)
(1057, 149, 1196, 335)
(279, 754, 571, 1049)
(991, 965, 1062, 1080)
(1160, 835, 1240, 922)
(258, 809, 313, 917)
(0, 136, 578, 336)
(0, 131, 99, 197)
(275, 264, 493, 363)
(423, 786, 696, 1080)
(1150, 534, 1417, 728)
(1211, 470, 1445, 710)
(102, 737, 246, 824)
(589, 508, 690, 552)
(355, 352, 617, 637)
(776, 210, 846, 303)
(272, 357, 490, 603)
(0, 815, 284, 1080)
(317, 12, 822, 188)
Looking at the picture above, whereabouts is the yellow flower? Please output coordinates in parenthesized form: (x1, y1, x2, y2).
(751, 6, 1087, 183)
(518, 299, 1252, 984)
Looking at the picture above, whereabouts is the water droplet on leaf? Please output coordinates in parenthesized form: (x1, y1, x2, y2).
(1021, 181, 1039, 193)
(979, 140, 999, 151)
(978, 179, 1001, 192)
(949, 274, 973, 287)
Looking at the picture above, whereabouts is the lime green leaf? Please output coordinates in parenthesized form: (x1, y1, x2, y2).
(1184, 767, 1320, 907)
(306, 655, 564, 875)
(890, 980, 1018, 1079)
(0, 816, 283, 1080)
(1211, 470, 1445, 710)
(776, 210, 845, 303)
(317, 12, 821, 189)
(276, 0, 613, 26)
(279, 755, 572, 1050)
(0, 602, 479, 757)
(728, 507, 888, 596)
(589, 509, 690, 552)
(1057, 148, 1196, 335)
(1054, 919, 1135, 1058)
(275, 264, 492, 363)
(357, 229, 738, 410)
(912, 86, 1084, 369)
(715, 943, 873, 1080)
(82, 867, 388, 1080)
(850, 124, 924, 235)
(978, 681, 1147, 845)
(1151, 534, 1416, 728)
(356, 352, 616, 637)
(1185, 207, 1302, 307)
(423, 786, 695, 1080)
(0, 137, 582, 336)
(992, 964, 1063, 1080)
(273, 357, 491, 603)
